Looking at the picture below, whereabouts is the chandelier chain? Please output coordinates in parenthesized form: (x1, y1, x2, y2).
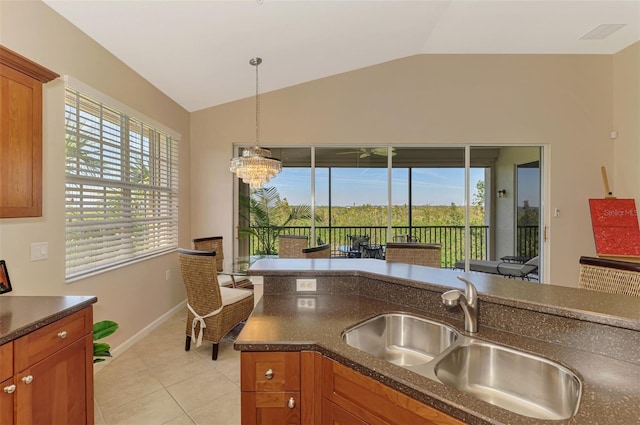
(255, 58, 260, 145)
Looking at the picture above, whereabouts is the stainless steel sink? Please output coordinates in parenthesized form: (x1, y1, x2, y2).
(434, 341, 581, 420)
(342, 313, 458, 366)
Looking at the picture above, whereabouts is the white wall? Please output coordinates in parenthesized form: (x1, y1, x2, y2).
(0, 0, 191, 350)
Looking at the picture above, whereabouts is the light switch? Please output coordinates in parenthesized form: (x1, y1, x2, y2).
(31, 242, 49, 261)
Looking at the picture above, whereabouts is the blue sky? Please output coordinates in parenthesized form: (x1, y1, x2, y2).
(266, 167, 489, 206)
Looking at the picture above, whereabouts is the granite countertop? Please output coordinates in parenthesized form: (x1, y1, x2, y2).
(235, 259, 640, 425)
(0, 295, 97, 345)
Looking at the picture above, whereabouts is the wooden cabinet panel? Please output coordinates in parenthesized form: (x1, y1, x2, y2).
(14, 307, 92, 371)
(241, 352, 300, 392)
(0, 343, 12, 382)
(241, 391, 300, 425)
(322, 357, 465, 425)
(1, 377, 15, 425)
(322, 398, 368, 425)
(15, 335, 92, 425)
(0, 45, 58, 218)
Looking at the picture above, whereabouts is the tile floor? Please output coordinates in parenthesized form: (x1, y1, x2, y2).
(94, 309, 243, 425)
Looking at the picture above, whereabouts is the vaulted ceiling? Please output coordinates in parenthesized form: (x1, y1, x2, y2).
(43, 0, 640, 112)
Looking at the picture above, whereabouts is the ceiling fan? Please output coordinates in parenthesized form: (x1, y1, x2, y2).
(337, 147, 397, 158)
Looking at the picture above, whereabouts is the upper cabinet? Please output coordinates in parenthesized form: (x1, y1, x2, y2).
(0, 45, 58, 218)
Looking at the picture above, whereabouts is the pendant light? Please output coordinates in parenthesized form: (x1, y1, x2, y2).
(229, 57, 282, 189)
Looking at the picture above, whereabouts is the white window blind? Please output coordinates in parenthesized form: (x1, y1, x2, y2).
(65, 87, 179, 280)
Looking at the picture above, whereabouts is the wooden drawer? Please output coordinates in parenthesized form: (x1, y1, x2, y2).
(241, 352, 300, 392)
(0, 343, 12, 382)
(14, 307, 92, 371)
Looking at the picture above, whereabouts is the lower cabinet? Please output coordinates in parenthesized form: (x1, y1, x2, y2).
(0, 307, 94, 425)
(240, 351, 465, 425)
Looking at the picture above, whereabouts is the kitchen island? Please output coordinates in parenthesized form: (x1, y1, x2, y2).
(235, 258, 639, 425)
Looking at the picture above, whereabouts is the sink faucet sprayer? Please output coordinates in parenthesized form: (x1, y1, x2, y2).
(442, 276, 478, 333)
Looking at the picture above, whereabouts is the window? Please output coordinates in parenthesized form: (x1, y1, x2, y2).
(64, 87, 179, 280)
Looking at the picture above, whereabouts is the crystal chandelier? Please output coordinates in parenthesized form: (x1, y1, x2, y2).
(230, 57, 282, 189)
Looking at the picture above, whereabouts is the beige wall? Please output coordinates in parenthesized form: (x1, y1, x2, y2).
(192, 53, 638, 286)
(0, 0, 191, 350)
(613, 42, 640, 201)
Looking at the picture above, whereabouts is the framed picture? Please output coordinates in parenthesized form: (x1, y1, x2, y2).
(0, 260, 12, 294)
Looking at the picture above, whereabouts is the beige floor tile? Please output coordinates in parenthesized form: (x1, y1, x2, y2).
(94, 399, 106, 425)
(167, 368, 239, 413)
(162, 414, 196, 425)
(149, 350, 216, 387)
(96, 348, 148, 381)
(188, 390, 241, 425)
(95, 309, 243, 425)
(101, 389, 184, 425)
(95, 368, 164, 412)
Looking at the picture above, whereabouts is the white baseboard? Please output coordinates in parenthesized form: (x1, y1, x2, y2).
(94, 300, 186, 374)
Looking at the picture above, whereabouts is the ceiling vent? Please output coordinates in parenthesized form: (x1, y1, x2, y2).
(579, 24, 626, 40)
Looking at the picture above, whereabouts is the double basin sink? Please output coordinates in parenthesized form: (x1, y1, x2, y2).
(342, 313, 582, 421)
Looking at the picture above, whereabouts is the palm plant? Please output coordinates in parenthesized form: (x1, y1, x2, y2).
(239, 187, 320, 255)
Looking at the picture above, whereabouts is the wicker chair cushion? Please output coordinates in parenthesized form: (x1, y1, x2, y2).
(220, 286, 253, 305)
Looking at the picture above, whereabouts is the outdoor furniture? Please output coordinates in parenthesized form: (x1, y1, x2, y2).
(349, 235, 370, 258)
(454, 256, 539, 280)
(362, 244, 384, 259)
(393, 234, 419, 243)
(178, 248, 254, 360)
(579, 256, 640, 296)
(278, 235, 308, 258)
(192, 236, 244, 287)
(385, 242, 442, 267)
(301, 243, 331, 258)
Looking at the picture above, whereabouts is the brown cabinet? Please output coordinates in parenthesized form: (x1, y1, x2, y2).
(240, 351, 464, 425)
(240, 351, 301, 424)
(0, 45, 58, 218)
(0, 307, 94, 425)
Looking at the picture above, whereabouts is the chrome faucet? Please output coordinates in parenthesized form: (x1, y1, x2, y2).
(442, 276, 479, 333)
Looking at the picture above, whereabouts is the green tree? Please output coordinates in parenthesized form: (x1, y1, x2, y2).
(472, 180, 485, 207)
(240, 187, 321, 255)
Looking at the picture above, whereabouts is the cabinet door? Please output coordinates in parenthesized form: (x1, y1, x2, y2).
(241, 391, 300, 425)
(15, 335, 93, 425)
(1, 377, 14, 425)
(0, 63, 43, 218)
(322, 398, 367, 425)
(322, 358, 465, 425)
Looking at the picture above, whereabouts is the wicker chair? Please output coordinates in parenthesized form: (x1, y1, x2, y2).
(301, 243, 331, 258)
(178, 248, 254, 360)
(579, 256, 640, 297)
(278, 235, 308, 258)
(192, 236, 237, 287)
(384, 242, 442, 267)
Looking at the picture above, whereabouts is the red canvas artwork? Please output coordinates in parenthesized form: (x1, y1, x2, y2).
(589, 199, 640, 257)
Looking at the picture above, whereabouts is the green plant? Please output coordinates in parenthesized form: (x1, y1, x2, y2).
(93, 320, 119, 364)
(239, 186, 322, 255)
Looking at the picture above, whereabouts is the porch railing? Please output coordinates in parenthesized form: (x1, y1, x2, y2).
(247, 225, 490, 268)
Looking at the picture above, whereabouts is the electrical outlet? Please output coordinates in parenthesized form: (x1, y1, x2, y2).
(296, 278, 317, 292)
(31, 242, 48, 261)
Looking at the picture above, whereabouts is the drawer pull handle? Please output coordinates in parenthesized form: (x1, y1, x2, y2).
(22, 375, 33, 384)
(288, 397, 295, 409)
(264, 368, 274, 380)
(3, 385, 16, 394)
(58, 331, 68, 339)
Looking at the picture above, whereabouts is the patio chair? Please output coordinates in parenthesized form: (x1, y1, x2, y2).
(301, 243, 331, 258)
(278, 235, 308, 258)
(454, 256, 539, 280)
(178, 248, 254, 360)
(192, 236, 239, 287)
(348, 235, 370, 258)
(385, 243, 442, 267)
